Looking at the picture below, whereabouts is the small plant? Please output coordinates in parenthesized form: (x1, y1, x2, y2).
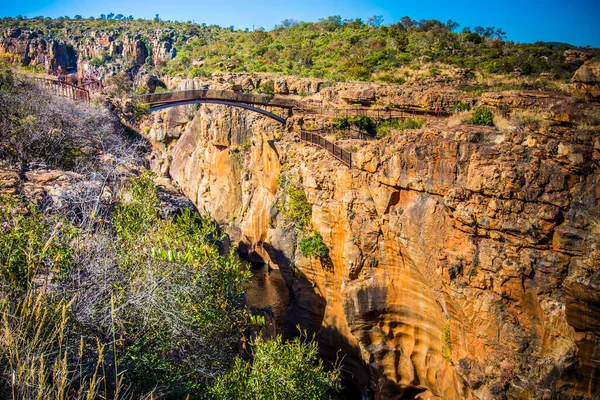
(442, 319, 452, 363)
(277, 177, 312, 229)
(348, 115, 372, 133)
(132, 101, 150, 121)
(332, 116, 350, 130)
(249, 314, 266, 327)
(298, 231, 329, 258)
(469, 108, 494, 126)
(257, 79, 275, 96)
(400, 117, 424, 130)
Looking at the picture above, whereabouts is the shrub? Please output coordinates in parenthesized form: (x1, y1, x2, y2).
(258, 79, 275, 95)
(332, 116, 350, 130)
(0, 75, 121, 169)
(209, 334, 341, 400)
(401, 117, 424, 130)
(0, 195, 76, 290)
(278, 181, 312, 229)
(469, 108, 494, 126)
(348, 115, 373, 133)
(298, 231, 329, 258)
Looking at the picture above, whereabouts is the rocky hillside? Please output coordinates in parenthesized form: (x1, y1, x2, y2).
(139, 72, 600, 399)
(1, 16, 597, 84)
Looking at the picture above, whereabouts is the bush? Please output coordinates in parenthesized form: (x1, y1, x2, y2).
(442, 320, 452, 362)
(278, 180, 312, 229)
(298, 231, 329, 258)
(469, 108, 494, 126)
(348, 115, 373, 133)
(375, 117, 424, 137)
(400, 117, 424, 129)
(0, 195, 76, 291)
(209, 334, 341, 400)
(0, 75, 121, 170)
(332, 116, 350, 130)
(258, 79, 275, 95)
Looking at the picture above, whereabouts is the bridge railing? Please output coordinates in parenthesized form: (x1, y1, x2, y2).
(79, 80, 103, 92)
(32, 77, 90, 102)
(136, 89, 299, 109)
(135, 89, 449, 119)
(296, 103, 449, 119)
(300, 130, 352, 168)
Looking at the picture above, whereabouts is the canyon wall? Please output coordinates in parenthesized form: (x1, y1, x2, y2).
(141, 78, 600, 399)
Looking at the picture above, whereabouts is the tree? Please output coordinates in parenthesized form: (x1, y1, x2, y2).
(73, 15, 82, 19)
(107, 12, 115, 20)
(446, 19, 459, 32)
(209, 334, 341, 400)
(99, 14, 106, 20)
(154, 14, 160, 22)
(367, 15, 384, 27)
(279, 19, 299, 28)
(115, 14, 124, 20)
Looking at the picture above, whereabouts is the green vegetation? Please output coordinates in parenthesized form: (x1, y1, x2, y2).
(276, 173, 331, 260)
(469, 107, 494, 126)
(442, 320, 452, 363)
(0, 15, 584, 82)
(276, 174, 313, 229)
(209, 334, 341, 400)
(376, 117, 424, 137)
(0, 70, 340, 398)
(0, 196, 76, 290)
(299, 231, 330, 258)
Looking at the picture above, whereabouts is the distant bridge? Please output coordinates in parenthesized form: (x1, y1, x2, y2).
(134, 89, 299, 124)
(31, 77, 449, 168)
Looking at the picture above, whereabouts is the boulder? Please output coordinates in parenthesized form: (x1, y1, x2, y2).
(571, 60, 600, 101)
(341, 88, 376, 105)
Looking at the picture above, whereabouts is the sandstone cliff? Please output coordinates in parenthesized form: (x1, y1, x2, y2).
(140, 76, 600, 399)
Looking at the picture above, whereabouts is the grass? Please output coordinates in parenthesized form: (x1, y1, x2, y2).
(0, 289, 126, 400)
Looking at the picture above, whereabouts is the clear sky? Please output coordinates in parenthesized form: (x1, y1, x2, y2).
(2, 0, 599, 47)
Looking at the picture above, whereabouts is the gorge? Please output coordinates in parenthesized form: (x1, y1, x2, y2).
(136, 72, 600, 399)
(1, 15, 600, 400)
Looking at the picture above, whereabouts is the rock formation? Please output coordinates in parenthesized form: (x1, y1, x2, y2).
(140, 76, 600, 399)
(571, 61, 600, 101)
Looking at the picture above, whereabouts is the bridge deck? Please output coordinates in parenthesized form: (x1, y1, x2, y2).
(136, 89, 299, 110)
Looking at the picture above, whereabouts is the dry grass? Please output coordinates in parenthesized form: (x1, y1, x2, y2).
(446, 111, 471, 128)
(0, 289, 127, 400)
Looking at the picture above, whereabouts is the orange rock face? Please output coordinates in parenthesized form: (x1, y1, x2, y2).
(145, 81, 600, 399)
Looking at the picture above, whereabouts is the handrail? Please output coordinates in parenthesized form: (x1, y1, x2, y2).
(134, 89, 449, 118)
(31, 77, 90, 102)
(299, 130, 352, 168)
(135, 89, 299, 109)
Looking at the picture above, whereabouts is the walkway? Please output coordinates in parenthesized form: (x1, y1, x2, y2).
(31, 77, 90, 102)
(135, 89, 298, 123)
(299, 130, 353, 168)
(31, 77, 447, 169)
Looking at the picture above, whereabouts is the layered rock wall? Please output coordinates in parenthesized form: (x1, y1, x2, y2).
(142, 80, 600, 399)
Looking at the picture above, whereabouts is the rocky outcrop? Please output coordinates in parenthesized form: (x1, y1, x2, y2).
(1, 28, 177, 75)
(143, 83, 600, 399)
(0, 29, 76, 72)
(571, 61, 600, 101)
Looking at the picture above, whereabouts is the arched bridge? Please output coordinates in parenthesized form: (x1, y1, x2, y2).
(134, 89, 300, 124)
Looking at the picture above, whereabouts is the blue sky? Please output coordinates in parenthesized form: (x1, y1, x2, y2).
(2, 0, 599, 47)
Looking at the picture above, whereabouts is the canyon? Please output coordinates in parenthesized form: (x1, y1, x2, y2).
(3, 26, 600, 399)
(136, 74, 600, 399)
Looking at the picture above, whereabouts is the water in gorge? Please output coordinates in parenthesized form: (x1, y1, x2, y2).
(242, 260, 293, 335)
